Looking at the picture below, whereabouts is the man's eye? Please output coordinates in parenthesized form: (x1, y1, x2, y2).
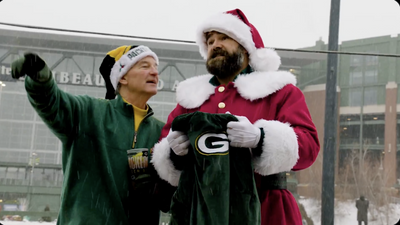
(207, 40, 214, 46)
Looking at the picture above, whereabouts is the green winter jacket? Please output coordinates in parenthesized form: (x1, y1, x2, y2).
(25, 76, 165, 225)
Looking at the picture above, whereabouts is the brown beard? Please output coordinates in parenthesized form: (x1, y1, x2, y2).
(206, 46, 245, 79)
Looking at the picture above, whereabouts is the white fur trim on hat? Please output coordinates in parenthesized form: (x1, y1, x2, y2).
(110, 45, 159, 90)
(253, 119, 299, 176)
(196, 12, 256, 60)
(196, 12, 281, 72)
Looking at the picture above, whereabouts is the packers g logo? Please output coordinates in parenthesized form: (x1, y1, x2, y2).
(195, 132, 229, 155)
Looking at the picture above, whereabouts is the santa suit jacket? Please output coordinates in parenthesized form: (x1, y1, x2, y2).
(152, 69, 320, 225)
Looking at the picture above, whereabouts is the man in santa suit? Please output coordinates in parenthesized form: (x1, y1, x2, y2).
(151, 8, 320, 225)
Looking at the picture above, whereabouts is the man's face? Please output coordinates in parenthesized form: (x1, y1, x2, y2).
(119, 56, 159, 96)
(205, 31, 246, 79)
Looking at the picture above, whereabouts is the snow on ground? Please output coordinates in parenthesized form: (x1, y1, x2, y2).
(2, 198, 400, 225)
(300, 197, 400, 225)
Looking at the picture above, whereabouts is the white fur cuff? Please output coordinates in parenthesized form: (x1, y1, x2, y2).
(253, 119, 299, 176)
(150, 138, 181, 186)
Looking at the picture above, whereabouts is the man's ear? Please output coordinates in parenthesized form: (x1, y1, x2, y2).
(119, 75, 128, 85)
(243, 48, 248, 55)
(241, 46, 249, 55)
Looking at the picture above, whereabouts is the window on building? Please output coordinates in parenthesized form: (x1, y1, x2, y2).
(339, 114, 385, 176)
(40, 153, 58, 164)
(0, 93, 36, 121)
(365, 88, 379, 106)
(5, 167, 18, 179)
(362, 114, 385, 146)
(348, 87, 379, 106)
(33, 124, 59, 151)
(349, 89, 362, 106)
(349, 71, 362, 86)
(0, 167, 6, 179)
(2, 54, 20, 64)
(364, 70, 378, 84)
(72, 55, 95, 75)
(0, 48, 8, 58)
(340, 123, 360, 145)
(349, 55, 379, 86)
(365, 55, 378, 66)
(17, 168, 26, 180)
(350, 55, 363, 68)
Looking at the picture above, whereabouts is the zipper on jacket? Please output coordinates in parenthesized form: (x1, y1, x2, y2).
(132, 108, 154, 148)
(133, 132, 137, 145)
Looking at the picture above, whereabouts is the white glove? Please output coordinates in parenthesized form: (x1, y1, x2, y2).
(227, 116, 261, 148)
(167, 130, 190, 156)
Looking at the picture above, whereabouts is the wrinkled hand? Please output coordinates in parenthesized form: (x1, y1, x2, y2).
(227, 116, 261, 148)
(167, 130, 190, 156)
(11, 53, 51, 82)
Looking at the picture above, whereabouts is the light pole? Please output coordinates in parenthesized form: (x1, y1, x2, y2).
(28, 152, 39, 211)
(321, 0, 341, 224)
(29, 153, 39, 186)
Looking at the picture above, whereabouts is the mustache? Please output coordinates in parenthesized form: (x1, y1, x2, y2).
(210, 49, 228, 59)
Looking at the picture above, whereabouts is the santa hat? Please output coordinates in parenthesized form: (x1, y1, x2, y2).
(196, 8, 281, 72)
(99, 45, 159, 99)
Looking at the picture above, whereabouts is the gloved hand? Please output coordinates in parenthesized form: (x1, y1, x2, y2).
(227, 116, 261, 148)
(167, 130, 190, 156)
(11, 53, 52, 82)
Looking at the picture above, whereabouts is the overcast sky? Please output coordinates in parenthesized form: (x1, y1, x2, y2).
(0, 0, 399, 49)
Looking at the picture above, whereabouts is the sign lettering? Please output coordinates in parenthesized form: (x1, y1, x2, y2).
(0, 64, 181, 92)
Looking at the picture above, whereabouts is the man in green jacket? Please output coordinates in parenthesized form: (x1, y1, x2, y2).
(11, 45, 167, 225)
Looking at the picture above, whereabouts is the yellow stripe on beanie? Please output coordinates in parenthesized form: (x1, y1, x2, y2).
(106, 46, 132, 62)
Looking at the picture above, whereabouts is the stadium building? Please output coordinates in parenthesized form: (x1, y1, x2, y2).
(0, 25, 399, 220)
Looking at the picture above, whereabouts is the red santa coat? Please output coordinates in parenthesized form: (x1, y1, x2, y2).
(152, 70, 320, 225)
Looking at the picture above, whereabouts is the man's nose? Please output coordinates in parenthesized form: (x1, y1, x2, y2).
(150, 66, 158, 76)
(211, 39, 223, 49)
